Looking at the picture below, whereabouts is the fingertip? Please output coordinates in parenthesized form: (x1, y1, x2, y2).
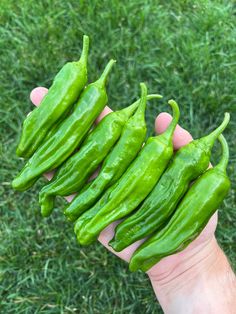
(30, 87, 48, 106)
(44, 170, 54, 181)
(155, 112, 172, 134)
(173, 127, 193, 150)
(155, 112, 193, 150)
(65, 194, 76, 203)
(95, 106, 113, 124)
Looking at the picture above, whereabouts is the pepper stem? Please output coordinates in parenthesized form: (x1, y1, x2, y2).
(202, 112, 230, 148)
(216, 134, 229, 173)
(122, 94, 162, 117)
(162, 99, 180, 138)
(121, 82, 147, 118)
(136, 82, 147, 116)
(79, 35, 89, 64)
(97, 59, 116, 87)
(119, 93, 163, 118)
(146, 94, 163, 100)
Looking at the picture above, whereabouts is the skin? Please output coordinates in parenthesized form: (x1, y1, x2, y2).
(30, 87, 236, 313)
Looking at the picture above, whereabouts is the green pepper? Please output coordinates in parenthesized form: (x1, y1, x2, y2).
(39, 85, 161, 217)
(110, 113, 230, 252)
(16, 35, 89, 158)
(74, 97, 180, 246)
(129, 134, 231, 272)
(12, 59, 116, 191)
(64, 85, 162, 222)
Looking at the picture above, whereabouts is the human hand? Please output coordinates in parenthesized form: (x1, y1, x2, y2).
(30, 86, 217, 271)
(30, 87, 217, 296)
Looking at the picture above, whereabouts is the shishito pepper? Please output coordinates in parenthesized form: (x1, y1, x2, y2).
(129, 134, 231, 272)
(12, 59, 116, 191)
(74, 98, 180, 246)
(16, 35, 89, 158)
(39, 84, 161, 217)
(64, 85, 162, 222)
(110, 113, 230, 252)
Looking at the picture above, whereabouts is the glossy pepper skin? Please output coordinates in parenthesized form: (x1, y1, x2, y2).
(12, 59, 116, 191)
(74, 95, 180, 246)
(110, 113, 230, 252)
(38, 90, 159, 217)
(16, 35, 89, 158)
(129, 134, 231, 272)
(64, 86, 162, 222)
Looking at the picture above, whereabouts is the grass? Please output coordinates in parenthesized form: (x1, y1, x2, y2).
(0, 0, 236, 313)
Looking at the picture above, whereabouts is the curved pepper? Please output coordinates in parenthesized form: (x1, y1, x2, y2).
(16, 35, 89, 158)
(129, 134, 231, 272)
(74, 96, 180, 246)
(38, 87, 160, 217)
(64, 86, 162, 222)
(12, 59, 116, 191)
(110, 113, 230, 252)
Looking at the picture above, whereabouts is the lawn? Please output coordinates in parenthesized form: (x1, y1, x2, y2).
(0, 0, 235, 313)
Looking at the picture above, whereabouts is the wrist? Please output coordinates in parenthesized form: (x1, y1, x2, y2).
(148, 237, 236, 313)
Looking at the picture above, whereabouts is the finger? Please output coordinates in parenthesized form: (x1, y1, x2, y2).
(155, 113, 193, 150)
(65, 193, 76, 203)
(88, 165, 101, 181)
(30, 87, 112, 122)
(44, 170, 55, 181)
(98, 222, 145, 262)
(30, 87, 48, 106)
(156, 114, 213, 170)
(95, 106, 113, 124)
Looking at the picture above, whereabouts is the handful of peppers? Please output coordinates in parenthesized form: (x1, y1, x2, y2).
(12, 35, 231, 272)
